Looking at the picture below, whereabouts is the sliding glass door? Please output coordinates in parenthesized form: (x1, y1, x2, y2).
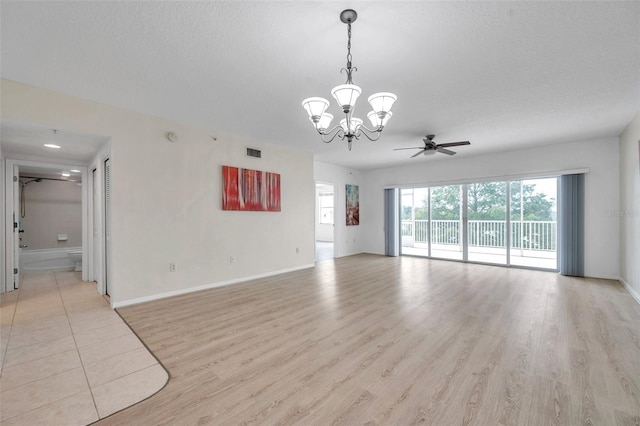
(509, 178, 557, 269)
(430, 185, 463, 260)
(400, 188, 429, 256)
(467, 181, 508, 265)
(398, 177, 558, 270)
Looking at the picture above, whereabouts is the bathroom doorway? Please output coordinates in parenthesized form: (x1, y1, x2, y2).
(1, 122, 110, 295)
(4, 159, 88, 292)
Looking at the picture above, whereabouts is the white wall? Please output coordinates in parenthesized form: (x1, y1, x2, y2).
(360, 138, 620, 279)
(0, 146, 4, 292)
(314, 161, 365, 257)
(619, 112, 640, 302)
(1, 79, 316, 305)
(20, 179, 82, 250)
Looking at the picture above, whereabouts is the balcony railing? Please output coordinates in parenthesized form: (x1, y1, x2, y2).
(401, 219, 557, 251)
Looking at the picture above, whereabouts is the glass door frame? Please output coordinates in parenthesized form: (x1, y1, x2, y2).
(399, 177, 558, 271)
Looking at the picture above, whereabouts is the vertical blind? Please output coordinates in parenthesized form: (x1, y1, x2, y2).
(558, 174, 585, 276)
(384, 188, 399, 256)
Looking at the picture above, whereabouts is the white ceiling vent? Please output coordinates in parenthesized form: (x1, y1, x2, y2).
(246, 147, 262, 159)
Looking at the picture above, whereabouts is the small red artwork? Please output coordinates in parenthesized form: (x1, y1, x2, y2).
(222, 165, 281, 212)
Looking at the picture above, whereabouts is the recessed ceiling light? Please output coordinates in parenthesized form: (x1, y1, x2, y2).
(70, 169, 81, 173)
(61, 172, 71, 177)
(44, 144, 61, 149)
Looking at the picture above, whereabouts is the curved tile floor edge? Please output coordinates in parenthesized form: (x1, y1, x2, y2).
(0, 271, 169, 425)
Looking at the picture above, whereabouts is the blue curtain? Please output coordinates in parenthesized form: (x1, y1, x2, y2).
(384, 188, 400, 256)
(558, 174, 585, 276)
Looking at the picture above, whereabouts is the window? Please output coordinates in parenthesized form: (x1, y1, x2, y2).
(319, 192, 334, 224)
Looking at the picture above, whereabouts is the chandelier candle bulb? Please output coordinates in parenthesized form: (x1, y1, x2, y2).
(368, 92, 397, 114)
(302, 97, 330, 121)
(367, 111, 393, 129)
(301, 9, 396, 151)
(331, 84, 362, 113)
(316, 113, 334, 132)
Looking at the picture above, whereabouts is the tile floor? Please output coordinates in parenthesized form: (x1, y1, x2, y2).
(0, 271, 168, 425)
(315, 241, 334, 262)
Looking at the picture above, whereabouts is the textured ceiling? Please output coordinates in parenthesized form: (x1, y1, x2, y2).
(1, 1, 639, 170)
(1, 121, 109, 162)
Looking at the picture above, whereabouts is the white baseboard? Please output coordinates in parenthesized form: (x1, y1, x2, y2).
(620, 277, 640, 305)
(112, 263, 315, 309)
(584, 273, 622, 281)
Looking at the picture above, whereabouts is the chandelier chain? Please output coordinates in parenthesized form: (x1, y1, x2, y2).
(347, 23, 352, 68)
(344, 22, 357, 84)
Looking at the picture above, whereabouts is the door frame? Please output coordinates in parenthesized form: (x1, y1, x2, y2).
(90, 167, 98, 283)
(103, 157, 111, 297)
(315, 181, 336, 259)
(3, 158, 89, 292)
(87, 151, 110, 297)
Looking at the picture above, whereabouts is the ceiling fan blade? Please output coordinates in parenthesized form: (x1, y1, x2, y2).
(410, 150, 425, 158)
(437, 141, 470, 148)
(437, 148, 456, 155)
(394, 147, 424, 151)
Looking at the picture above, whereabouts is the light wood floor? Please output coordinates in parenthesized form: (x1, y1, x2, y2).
(101, 254, 640, 425)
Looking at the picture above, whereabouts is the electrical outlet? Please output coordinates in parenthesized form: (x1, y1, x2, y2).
(296, 247, 300, 254)
(230, 256, 235, 264)
(169, 262, 177, 272)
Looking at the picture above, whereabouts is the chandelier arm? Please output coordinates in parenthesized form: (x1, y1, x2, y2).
(357, 130, 382, 142)
(318, 125, 344, 143)
(358, 123, 382, 133)
(355, 124, 383, 141)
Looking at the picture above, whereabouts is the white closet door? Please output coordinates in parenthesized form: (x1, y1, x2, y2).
(104, 158, 111, 296)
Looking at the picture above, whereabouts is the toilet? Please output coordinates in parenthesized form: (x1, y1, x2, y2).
(68, 250, 82, 272)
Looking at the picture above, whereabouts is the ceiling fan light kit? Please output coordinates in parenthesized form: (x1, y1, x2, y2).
(301, 9, 397, 151)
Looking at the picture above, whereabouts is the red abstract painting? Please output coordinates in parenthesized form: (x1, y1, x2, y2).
(222, 165, 281, 211)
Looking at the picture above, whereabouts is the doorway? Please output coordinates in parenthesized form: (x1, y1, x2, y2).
(315, 182, 335, 261)
(4, 159, 88, 291)
(1, 122, 111, 296)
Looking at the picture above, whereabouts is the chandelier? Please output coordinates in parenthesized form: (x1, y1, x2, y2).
(302, 9, 397, 151)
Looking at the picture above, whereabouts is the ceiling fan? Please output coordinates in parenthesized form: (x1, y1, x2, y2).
(395, 135, 470, 158)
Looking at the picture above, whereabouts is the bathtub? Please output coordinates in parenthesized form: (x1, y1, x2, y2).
(19, 247, 81, 273)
